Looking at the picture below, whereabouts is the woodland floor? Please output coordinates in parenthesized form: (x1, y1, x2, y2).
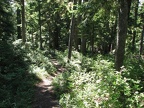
(32, 59, 65, 108)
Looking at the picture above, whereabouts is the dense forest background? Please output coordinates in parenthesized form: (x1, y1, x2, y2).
(1, 0, 144, 107)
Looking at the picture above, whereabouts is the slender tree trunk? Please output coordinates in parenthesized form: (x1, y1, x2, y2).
(74, 28, 78, 50)
(127, 0, 132, 21)
(104, 20, 111, 54)
(48, 27, 53, 49)
(109, 19, 117, 52)
(38, 0, 43, 50)
(115, 0, 128, 71)
(81, 36, 86, 54)
(132, 0, 139, 52)
(53, 12, 60, 50)
(17, 7, 21, 39)
(81, 0, 87, 55)
(91, 24, 94, 53)
(21, 0, 26, 43)
(68, 0, 76, 61)
(53, 26, 60, 50)
(74, 21, 78, 50)
(140, 26, 144, 55)
(116, 2, 128, 106)
(68, 14, 75, 62)
(74, 0, 81, 51)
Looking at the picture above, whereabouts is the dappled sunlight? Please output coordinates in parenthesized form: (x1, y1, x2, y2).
(1, 0, 144, 107)
(52, 51, 144, 108)
(30, 66, 50, 80)
(33, 85, 59, 108)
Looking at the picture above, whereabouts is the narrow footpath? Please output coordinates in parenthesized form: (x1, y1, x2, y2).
(33, 59, 65, 108)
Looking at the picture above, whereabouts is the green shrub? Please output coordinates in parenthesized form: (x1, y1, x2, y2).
(53, 51, 144, 108)
(0, 41, 38, 107)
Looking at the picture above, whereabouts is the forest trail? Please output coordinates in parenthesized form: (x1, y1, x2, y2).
(33, 58, 65, 108)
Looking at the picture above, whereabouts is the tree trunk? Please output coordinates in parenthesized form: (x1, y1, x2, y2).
(132, 0, 139, 52)
(81, 0, 87, 55)
(38, 0, 43, 50)
(115, 0, 128, 71)
(68, 14, 75, 62)
(74, 0, 81, 51)
(21, 0, 26, 43)
(53, 12, 60, 50)
(68, 0, 76, 62)
(74, 20, 78, 51)
(127, 0, 132, 21)
(140, 26, 144, 55)
(17, 7, 21, 39)
(53, 25, 60, 50)
(91, 24, 94, 53)
(110, 19, 117, 52)
(81, 36, 86, 54)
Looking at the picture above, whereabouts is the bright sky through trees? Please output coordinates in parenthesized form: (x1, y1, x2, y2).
(140, 0, 144, 5)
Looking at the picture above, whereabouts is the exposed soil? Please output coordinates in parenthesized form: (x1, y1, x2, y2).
(33, 59, 65, 108)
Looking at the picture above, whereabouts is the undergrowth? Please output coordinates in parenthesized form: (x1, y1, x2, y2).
(0, 41, 39, 107)
(1, 39, 144, 108)
(52, 50, 144, 108)
(0, 40, 57, 107)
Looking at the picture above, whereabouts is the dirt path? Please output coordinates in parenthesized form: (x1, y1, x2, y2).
(33, 59, 65, 108)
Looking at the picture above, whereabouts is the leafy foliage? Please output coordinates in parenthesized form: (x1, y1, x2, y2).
(1, 0, 144, 107)
(0, 41, 38, 107)
(0, 39, 58, 107)
(0, 0, 15, 41)
(53, 51, 144, 108)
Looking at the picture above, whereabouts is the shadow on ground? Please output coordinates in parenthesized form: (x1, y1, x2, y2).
(33, 78, 60, 108)
(0, 41, 40, 107)
(32, 57, 64, 108)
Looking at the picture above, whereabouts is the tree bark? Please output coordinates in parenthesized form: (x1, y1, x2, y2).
(38, 0, 43, 50)
(91, 24, 94, 53)
(21, 0, 26, 43)
(140, 26, 144, 55)
(53, 12, 60, 50)
(132, 0, 139, 52)
(127, 0, 132, 21)
(74, 0, 81, 51)
(115, 0, 128, 71)
(68, 0, 76, 61)
(81, 0, 87, 55)
(17, 7, 21, 39)
(81, 36, 86, 54)
(68, 14, 75, 62)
